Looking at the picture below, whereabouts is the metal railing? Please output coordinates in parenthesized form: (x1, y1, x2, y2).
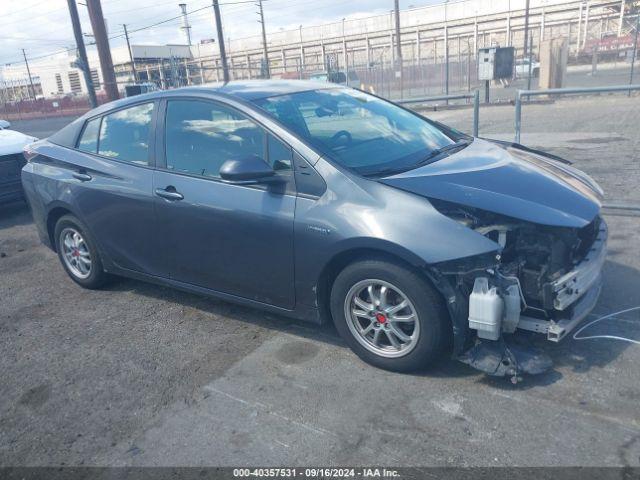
(514, 84, 640, 143)
(398, 90, 480, 137)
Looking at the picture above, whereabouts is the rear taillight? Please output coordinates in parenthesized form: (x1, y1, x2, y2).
(23, 146, 38, 162)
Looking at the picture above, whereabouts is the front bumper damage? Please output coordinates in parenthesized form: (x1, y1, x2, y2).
(455, 219, 608, 380)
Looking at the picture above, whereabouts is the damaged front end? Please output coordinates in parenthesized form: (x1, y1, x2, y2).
(430, 199, 607, 380)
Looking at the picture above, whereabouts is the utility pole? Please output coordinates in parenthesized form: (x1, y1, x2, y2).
(86, 0, 119, 101)
(67, 0, 97, 108)
(393, 0, 403, 97)
(122, 24, 138, 84)
(21, 49, 36, 101)
(523, 0, 530, 60)
(257, 0, 270, 78)
(212, 0, 230, 82)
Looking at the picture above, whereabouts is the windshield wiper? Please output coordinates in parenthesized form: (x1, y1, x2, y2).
(363, 139, 472, 178)
(414, 139, 471, 167)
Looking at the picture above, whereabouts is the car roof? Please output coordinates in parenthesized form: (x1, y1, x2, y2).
(47, 80, 341, 148)
(109, 79, 340, 109)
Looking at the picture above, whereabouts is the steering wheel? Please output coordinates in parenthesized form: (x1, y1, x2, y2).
(330, 130, 352, 146)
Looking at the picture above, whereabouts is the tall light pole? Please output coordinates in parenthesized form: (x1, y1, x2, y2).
(123, 24, 138, 83)
(86, 0, 119, 101)
(629, 7, 639, 95)
(342, 17, 347, 73)
(212, 0, 229, 82)
(299, 24, 304, 77)
(67, 0, 97, 107)
(394, 0, 403, 98)
(257, 0, 270, 78)
(393, 0, 402, 66)
(21, 49, 37, 101)
(523, 0, 531, 60)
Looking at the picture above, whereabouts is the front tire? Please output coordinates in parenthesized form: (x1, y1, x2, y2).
(54, 214, 108, 289)
(330, 258, 450, 372)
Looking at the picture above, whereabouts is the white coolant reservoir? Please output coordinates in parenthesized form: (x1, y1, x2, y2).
(468, 277, 504, 341)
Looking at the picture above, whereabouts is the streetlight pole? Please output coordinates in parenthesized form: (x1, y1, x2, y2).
(629, 9, 639, 95)
(523, 0, 531, 60)
(123, 24, 138, 83)
(257, 0, 270, 78)
(393, 0, 403, 98)
(21, 49, 36, 101)
(212, 0, 230, 82)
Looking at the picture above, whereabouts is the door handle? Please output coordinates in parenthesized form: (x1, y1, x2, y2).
(72, 172, 92, 182)
(155, 187, 184, 201)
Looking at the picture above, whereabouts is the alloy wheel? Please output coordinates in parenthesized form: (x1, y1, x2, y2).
(60, 227, 92, 279)
(344, 279, 420, 358)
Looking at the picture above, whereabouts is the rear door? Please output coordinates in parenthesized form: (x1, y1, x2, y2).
(69, 101, 162, 275)
(153, 98, 296, 309)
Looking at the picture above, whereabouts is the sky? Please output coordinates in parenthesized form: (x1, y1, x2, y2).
(0, 0, 443, 67)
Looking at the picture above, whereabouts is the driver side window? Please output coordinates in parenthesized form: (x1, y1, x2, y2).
(165, 100, 268, 178)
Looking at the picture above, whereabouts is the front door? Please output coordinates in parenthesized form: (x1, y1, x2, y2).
(154, 98, 296, 309)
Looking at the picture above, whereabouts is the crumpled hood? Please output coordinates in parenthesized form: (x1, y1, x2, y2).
(0, 129, 38, 156)
(379, 138, 603, 228)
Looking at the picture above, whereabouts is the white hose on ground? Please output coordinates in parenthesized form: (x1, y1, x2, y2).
(572, 306, 640, 345)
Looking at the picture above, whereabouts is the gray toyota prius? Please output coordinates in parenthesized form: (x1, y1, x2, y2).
(21, 80, 606, 379)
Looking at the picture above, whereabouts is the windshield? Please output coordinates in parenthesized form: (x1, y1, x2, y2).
(252, 88, 456, 176)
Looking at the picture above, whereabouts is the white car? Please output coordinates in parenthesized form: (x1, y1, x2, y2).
(0, 128, 38, 203)
(515, 58, 540, 78)
(0, 119, 11, 130)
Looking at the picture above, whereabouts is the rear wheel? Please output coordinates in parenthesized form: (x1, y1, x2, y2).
(54, 214, 108, 289)
(330, 259, 450, 372)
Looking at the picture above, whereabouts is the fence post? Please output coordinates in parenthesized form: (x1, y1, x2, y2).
(473, 89, 480, 137)
(514, 90, 522, 143)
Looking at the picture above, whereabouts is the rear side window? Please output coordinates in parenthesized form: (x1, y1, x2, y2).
(98, 102, 154, 165)
(77, 117, 101, 153)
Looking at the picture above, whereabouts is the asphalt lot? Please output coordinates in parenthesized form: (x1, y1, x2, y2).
(1, 97, 640, 467)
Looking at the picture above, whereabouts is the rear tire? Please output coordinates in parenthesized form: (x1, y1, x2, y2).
(54, 214, 108, 289)
(330, 258, 450, 372)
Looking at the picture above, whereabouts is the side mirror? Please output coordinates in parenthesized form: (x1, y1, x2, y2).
(219, 155, 276, 183)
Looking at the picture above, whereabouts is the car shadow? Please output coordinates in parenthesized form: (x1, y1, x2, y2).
(103, 277, 348, 348)
(0, 199, 31, 229)
(106, 257, 640, 389)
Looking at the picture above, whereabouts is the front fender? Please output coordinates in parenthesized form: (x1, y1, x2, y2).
(294, 158, 500, 310)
